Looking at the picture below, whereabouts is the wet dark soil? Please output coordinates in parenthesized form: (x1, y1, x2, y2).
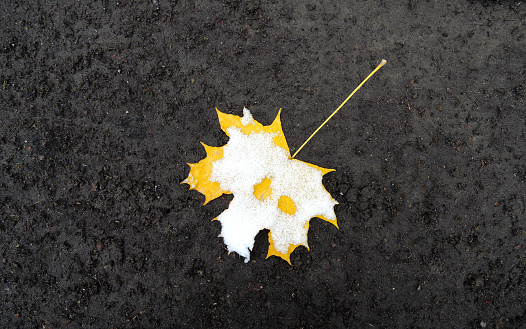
(1, 0, 525, 328)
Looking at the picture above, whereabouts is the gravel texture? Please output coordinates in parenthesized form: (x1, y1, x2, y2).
(1, 0, 525, 328)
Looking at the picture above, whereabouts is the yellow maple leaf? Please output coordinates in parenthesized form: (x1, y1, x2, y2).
(183, 108, 338, 264)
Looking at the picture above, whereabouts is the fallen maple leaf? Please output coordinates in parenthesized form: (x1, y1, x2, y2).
(183, 108, 338, 264)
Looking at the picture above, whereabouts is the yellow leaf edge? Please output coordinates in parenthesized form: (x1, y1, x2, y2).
(181, 142, 231, 205)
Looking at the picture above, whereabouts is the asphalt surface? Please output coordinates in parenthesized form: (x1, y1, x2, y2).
(1, 0, 525, 328)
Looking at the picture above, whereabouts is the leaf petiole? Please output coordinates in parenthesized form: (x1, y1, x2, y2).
(292, 59, 387, 159)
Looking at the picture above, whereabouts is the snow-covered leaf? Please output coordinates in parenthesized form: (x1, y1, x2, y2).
(183, 108, 338, 264)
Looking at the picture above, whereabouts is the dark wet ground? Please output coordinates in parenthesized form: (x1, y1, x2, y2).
(1, 0, 525, 328)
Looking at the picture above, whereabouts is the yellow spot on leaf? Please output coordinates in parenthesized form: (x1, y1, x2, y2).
(253, 177, 272, 201)
(278, 195, 296, 215)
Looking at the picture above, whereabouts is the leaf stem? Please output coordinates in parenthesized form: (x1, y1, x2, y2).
(292, 59, 387, 159)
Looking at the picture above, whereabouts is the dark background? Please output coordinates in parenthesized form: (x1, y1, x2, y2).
(1, 0, 525, 328)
